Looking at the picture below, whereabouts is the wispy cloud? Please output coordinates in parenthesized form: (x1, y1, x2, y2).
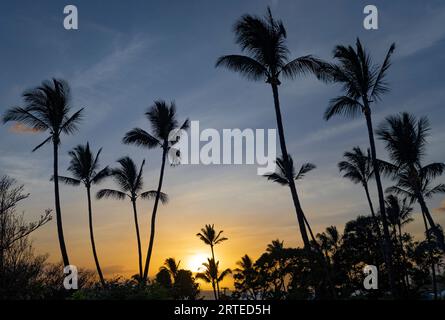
(9, 123, 40, 134)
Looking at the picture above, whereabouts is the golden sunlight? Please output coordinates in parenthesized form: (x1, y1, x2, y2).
(185, 252, 209, 273)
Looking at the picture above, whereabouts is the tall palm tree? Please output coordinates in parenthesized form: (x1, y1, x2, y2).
(196, 258, 231, 300)
(378, 112, 445, 252)
(55, 143, 109, 286)
(123, 100, 189, 281)
(2, 79, 83, 266)
(216, 7, 328, 248)
(196, 224, 228, 297)
(96, 156, 168, 279)
(338, 147, 383, 241)
(323, 39, 396, 294)
(264, 155, 337, 297)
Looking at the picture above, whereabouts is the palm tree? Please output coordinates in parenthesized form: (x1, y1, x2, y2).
(123, 100, 188, 281)
(316, 226, 340, 262)
(196, 224, 228, 297)
(196, 258, 231, 300)
(216, 7, 328, 248)
(378, 112, 445, 252)
(338, 147, 383, 241)
(385, 195, 413, 240)
(55, 143, 109, 286)
(234, 255, 259, 300)
(385, 194, 413, 290)
(160, 257, 181, 281)
(96, 156, 168, 279)
(264, 155, 337, 297)
(323, 39, 396, 294)
(2, 79, 83, 266)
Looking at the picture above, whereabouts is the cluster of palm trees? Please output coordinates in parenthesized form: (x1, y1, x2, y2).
(195, 224, 231, 300)
(2, 6, 444, 299)
(216, 7, 444, 298)
(2, 80, 188, 286)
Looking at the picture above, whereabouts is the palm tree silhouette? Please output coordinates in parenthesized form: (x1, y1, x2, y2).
(264, 156, 336, 297)
(160, 257, 181, 281)
(196, 258, 231, 300)
(385, 194, 413, 290)
(123, 100, 188, 281)
(338, 147, 383, 241)
(2, 79, 83, 267)
(216, 7, 328, 248)
(96, 156, 168, 278)
(55, 143, 109, 286)
(196, 224, 228, 298)
(323, 39, 396, 294)
(378, 112, 445, 252)
(316, 226, 340, 262)
(234, 254, 259, 300)
(385, 195, 413, 239)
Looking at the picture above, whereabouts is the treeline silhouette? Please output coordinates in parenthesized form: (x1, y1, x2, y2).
(1, 7, 444, 300)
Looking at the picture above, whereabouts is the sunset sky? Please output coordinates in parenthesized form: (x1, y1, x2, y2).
(1, 0, 445, 290)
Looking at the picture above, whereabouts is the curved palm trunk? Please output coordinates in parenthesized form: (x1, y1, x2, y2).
(421, 210, 438, 299)
(417, 192, 445, 253)
(86, 186, 105, 287)
(364, 110, 397, 296)
(270, 83, 310, 248)
(143, 148, 167, 281)
(53, 140, 70, 267)
(210, 245, 220, 300)
(131, 199, 143, 279)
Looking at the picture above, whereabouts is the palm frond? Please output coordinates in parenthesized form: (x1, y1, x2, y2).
(32, 136, 52, 152)
(295, 163, 316, 180)
(123, 128, 160, 149)
(281, 55, 330, 81)
(324, 96, 363, 120)
(96, 189, 127, 200)
(53, 175, 81, 186)
(2, 107, 48, 130)
(215, 55, 267, 81)
(424, 184, 445, 199)
(91, 167, 110, 185)
(60, 108, 84, 135)
(370, 43, 396, 101)
(140, 190, 169, 204)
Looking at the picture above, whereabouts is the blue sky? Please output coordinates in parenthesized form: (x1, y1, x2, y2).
(1, 0, 444, 279)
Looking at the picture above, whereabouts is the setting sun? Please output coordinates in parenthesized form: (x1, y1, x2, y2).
(185, 253, 209, 273)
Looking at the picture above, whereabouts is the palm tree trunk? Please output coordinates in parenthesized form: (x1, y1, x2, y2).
(53, 140, 70, 267)
(270, 83, 310, 248)
(210, 245, 220, 299)
(398, 223, 409, 291)
(363, 183, 387, 267)
(131, 199, 143, 279)
(421, 210, 438, 299)
(303, 215, 337, 299)
(86, 186, 105, 287)
(143, 148, 167, 281)
(417, 192, 445, 253)
(363, 110, 397, 296)
(211, 281, 218, 300)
